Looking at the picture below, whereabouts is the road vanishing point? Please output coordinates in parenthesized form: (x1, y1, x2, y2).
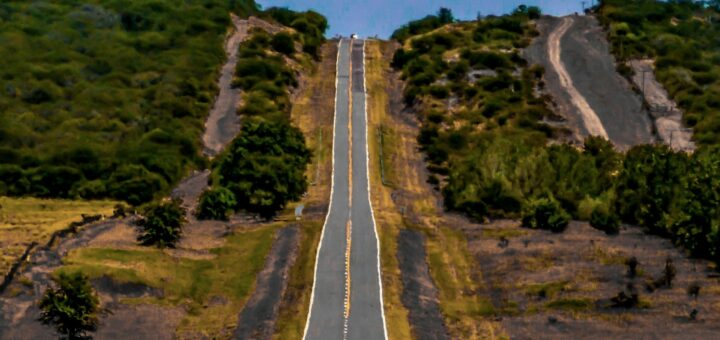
(303, 38, 387, 340)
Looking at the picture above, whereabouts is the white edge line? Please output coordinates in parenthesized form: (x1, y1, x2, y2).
(302, 39, 342, 340)
(363, 39, 389, 340)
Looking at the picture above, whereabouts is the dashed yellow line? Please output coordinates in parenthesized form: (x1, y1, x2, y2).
(344, 219, 353, 319)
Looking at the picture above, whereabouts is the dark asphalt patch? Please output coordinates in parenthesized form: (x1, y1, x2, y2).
(397, 229, 449, 340)
(234, 226, 300, 340)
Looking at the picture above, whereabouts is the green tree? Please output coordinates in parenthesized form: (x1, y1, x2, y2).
(615, 145, 687, 234)
(136, 199, 186, 248)
(39, 272, 101, 339)
(196, 187, 237, 221)
(217, 119, 311, 219)
(437, 7, 454, 24)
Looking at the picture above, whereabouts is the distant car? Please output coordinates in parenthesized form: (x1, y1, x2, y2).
(351, 33, 357, 39)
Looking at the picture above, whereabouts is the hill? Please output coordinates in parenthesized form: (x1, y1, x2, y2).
(0, 0, 258, 205)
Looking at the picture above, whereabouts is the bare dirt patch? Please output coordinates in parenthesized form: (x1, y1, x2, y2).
(460, 220, 720, 338)
(628, 59, 695, 152)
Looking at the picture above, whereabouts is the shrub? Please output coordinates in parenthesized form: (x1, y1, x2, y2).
(522, 197, 571, 233)
(136, 199, 186, 248)
(271, 32, 295, 55)
(39, 272, 101, 339)
(590, 206, 620, 235)
(196, 187, 237, 221)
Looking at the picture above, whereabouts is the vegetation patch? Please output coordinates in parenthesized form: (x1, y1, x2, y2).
(394, 5, 720, 266)
(199, 12, 327, 220)
(58, 224, 278, 337)
(545, 298, 594, 312)
(0, 196, 117, 276)
(598, 0, 720, 146)
(0, 0, 260, 204)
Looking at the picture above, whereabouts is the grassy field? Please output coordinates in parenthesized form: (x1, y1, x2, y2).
(58, 224, 278, 338)
(0, 196, 117, 277)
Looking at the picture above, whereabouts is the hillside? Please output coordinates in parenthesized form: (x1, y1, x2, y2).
(0, 1, 258, 205)
(598, 0, 720, 146)
(388, 5, 720, 338)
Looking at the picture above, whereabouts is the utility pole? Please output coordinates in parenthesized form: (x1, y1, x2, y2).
(581, 1, 587, 13)
(640, 68, 651, 113)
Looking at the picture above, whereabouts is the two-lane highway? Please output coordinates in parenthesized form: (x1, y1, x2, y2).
(304, 38, 386, 340)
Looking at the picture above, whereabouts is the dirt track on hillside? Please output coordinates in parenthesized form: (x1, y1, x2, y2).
(525, 15, 654, 148)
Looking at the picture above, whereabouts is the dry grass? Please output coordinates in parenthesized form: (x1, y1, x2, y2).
(0, 196, 117, 276)
(366, 40, 501, 339)
(365, 40, 413, 340)
(273, 41, 337, 339)
(59, 224, 279, 339)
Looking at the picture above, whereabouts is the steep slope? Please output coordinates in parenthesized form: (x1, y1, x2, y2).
(524, 15, 654, 148)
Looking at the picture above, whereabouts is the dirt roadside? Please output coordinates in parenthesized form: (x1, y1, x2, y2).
(459, 220, 720, 338)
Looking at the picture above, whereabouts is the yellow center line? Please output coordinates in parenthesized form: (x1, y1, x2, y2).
(343, 39, 354, 337)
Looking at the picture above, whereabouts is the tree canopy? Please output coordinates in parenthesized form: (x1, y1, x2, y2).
(39, 272, 101, 339)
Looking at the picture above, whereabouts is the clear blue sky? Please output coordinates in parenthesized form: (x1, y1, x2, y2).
(256, 0, 588, 38)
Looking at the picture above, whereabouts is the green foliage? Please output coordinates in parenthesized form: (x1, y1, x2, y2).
(396, 6, 720, 265)
(590, 206, 620, 235)
(216, 119, 311, 219)
(614, 144, 688, 233)
(39, 271, 100, 339)
(196, 187, 237, 221)
(0, 0, 259, 203)
(262, 7, 327, 58)
(271, 31, 296, 55)
(522, 197, 571, 233)
(391, 7, 456, 42)
(136, 199, 186, 248)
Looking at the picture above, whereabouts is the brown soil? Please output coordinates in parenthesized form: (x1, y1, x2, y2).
(459, 219, 720, 338)
(234, 226, 299, 339)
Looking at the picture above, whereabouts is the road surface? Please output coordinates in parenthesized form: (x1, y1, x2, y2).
(304, 38, 386, 340)
(524, 15, 654, 148)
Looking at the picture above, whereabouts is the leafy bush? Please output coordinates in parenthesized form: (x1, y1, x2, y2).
(217, 119, 311, 219)
(522, 197, 571, 233)
(136, 199, 186, 248)
(39, 272, 101, 339)
(590, 206, 620, 235)
(262, 8, 327, 58)
(391, 8, 455, 42)
(197, 187, 237, 221)
(271, 32, 295, 55)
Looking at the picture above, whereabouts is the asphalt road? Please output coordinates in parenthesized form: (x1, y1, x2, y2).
(524, 15, 654, 148)
(304, 38, 386, 340)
